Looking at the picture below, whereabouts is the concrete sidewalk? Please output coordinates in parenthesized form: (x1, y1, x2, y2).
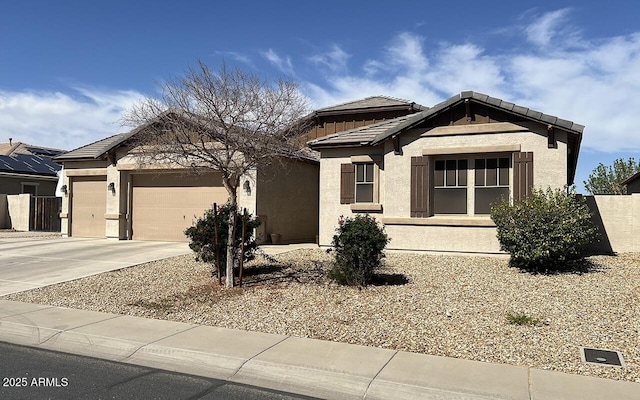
(0, 300, 637, 399)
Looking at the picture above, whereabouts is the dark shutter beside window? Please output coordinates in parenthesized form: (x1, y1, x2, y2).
(340, 163, 355, 204)
(513, 152, 534, 201)
(411, 156, 432, 217)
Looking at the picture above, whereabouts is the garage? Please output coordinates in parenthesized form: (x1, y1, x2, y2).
(131, 173, 228, 241)
(71, 176, 107, 238)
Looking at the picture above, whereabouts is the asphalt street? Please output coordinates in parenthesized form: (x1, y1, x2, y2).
(0, 342, 316, 400)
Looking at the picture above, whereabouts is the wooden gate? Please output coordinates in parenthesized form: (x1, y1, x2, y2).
(30, 196, 62, 232)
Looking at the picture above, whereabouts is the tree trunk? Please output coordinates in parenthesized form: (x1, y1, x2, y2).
(225, 181, 238, 288)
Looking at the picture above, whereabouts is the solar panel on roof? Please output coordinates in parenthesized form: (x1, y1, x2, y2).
(0, 154, 61, 175)
(24, 146, 65, 156)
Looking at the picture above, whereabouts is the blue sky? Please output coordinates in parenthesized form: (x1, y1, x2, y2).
(1, 1, 639, 192)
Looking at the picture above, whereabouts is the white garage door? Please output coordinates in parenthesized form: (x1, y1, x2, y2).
(131, 173, 228, 241)
(71, 176, 106, 238)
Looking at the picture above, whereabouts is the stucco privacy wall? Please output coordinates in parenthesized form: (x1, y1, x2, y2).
(318, 122, 569, 252)
(256, 159, 319, 244)
(6, 194, 30, 231)
(586, 194, 640, 253)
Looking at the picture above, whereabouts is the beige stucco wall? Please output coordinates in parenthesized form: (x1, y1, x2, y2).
(585, 194, 640, 253)
(256, 159, 319, 244)
(0, 194, 7, 228)
(384, 224, 500, 252)
(6, 194, 31, 231)
(318, 121, 570, 252)
(318, 146, 385, 246)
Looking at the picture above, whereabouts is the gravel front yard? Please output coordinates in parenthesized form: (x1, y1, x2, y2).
(5, 249, 639, 383)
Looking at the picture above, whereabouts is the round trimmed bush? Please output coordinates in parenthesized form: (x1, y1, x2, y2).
(490, 186, 599, 272)
(329, 214, 390, 286)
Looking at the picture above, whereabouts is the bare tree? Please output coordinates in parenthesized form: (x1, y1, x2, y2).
(124, 61, 311, 287)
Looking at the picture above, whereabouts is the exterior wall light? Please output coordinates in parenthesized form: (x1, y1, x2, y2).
(61, 185, 68, 195)
(108, 182, 116, 194)
(243, 180, 251, 196)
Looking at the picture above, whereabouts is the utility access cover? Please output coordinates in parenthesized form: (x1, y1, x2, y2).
(581, 347, 625, 367)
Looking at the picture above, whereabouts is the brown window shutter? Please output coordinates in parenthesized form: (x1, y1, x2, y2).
(340, 163, 355, 204)
(411, 156, 432, 217)
(513, 152, 534, 201)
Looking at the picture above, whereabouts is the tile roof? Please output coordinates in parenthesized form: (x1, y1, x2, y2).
(54, 132, 135, 161)
(314, 95, 426, 115)
(308, 91, 584, 149)
(308, 113, 427, 148)
(0, 142, 66, 157)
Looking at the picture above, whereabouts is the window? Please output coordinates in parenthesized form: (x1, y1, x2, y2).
(340, 160, 380, 207)
(434, 159, 467, 214)
(21, 183, 38, 196)
(411, 152, 530, 218)
(355, 163, 374, 203)
(475, 157, 509, 214)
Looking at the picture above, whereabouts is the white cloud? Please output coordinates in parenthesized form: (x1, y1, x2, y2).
(0, 87, 143, 151)
(214, 51, 253, 67)
(523, 8, 585, 49)
(300, 11, 640, 153)
(309, 44, 350, 74)
(262, 49, 294, 76)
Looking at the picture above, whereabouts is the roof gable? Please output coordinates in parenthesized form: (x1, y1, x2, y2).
(308, 91, 584, 148)
(54, 109, 183, 162)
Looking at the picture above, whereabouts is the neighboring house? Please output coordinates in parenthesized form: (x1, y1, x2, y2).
(308, 91, 584, 253)
(0, 140, 64, 196)
(622, 171, 640, 194)
(55, 96, 423, 243)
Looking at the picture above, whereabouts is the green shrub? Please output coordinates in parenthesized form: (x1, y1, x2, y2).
(490, 186, 599, 273)
(506, 312, 541, 326)
(184, 203, 260, 277)
(329, 214, 390, 286)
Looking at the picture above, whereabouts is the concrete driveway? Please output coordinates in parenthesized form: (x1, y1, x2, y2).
(0, 236, 190, 296)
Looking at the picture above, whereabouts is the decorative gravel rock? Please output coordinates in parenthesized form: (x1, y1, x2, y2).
(5, 249, 639, 383)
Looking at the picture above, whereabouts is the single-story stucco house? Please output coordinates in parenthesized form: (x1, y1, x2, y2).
(54, 96, 423, 243)
(308, 91, 584, 253)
